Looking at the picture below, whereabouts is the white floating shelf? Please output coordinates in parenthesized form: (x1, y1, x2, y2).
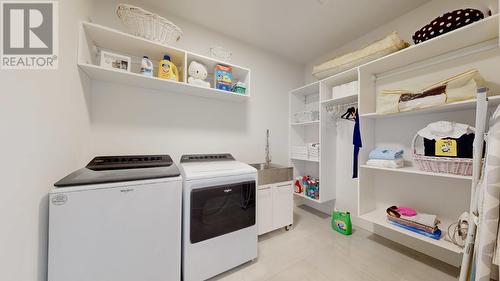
(360, 165, 472, 180)
(359, 208, 463, 254)
(321, 94, 358, 106)
(361, 95, 500, 119)
(290, 120, 320, 126)
(361, 14, 499, 76)
(78, 21, 250, 102)
(78, 63, 248, 102)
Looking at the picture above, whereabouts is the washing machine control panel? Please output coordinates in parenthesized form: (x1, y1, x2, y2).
(87, 155, 174, 170)
(180, 154, 235, 163)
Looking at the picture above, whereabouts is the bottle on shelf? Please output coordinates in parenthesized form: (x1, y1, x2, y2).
(158, 54, 179, 81)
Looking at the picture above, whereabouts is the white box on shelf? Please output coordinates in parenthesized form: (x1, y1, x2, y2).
(99, 50, 131, 72)
(332, 81, 358, 100)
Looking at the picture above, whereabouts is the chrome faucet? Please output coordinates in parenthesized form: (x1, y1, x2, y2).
(265, 129, 272, 165)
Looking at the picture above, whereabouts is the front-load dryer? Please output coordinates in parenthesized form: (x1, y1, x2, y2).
(48, 155, 183, 281)
(180, 154, 257, 281)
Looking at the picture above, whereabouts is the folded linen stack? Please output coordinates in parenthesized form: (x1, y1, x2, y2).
(307, 143, 320, 161)
(291, 146, 308, 160)
(386, 206, 441, 240)
(366, 147, 404, 168)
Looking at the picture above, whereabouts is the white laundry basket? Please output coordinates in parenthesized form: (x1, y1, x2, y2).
(116, 3, 182, 45)
(411, 132, 474, 176)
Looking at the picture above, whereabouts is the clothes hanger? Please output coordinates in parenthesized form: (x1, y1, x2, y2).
(341, 107, 356, 121)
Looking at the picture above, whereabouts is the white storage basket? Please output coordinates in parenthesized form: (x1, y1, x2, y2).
(116, 4, 182, 45)
(411, 132, 473, 176)
(293, 110, 319, 123)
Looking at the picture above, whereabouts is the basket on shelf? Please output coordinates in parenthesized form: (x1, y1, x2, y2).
(116, 3, 182, 45)
(293, 110, 319, 123)
(411, 131, 473, 176)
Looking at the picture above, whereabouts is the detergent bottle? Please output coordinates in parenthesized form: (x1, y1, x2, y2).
(140, 56, 153, 77)
(332, 210, 352, 235)
(158, 54, 179, 81)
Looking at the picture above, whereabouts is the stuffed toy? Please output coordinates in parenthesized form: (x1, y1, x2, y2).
(187, 61, 210, 88)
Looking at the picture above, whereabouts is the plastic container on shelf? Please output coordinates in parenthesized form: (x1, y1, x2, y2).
(293, 110, 319, 123)
(301, 176, 319, 200)
(140, 56, 153, 77)
(158, 54, 179, 81)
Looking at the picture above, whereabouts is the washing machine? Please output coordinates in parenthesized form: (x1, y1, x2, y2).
(48, 155, 183, 281)
(180, 154, 257, 281)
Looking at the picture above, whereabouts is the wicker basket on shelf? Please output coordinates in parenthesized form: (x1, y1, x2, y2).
(411, 132, 474, 176)
(116, 3, 182, 45)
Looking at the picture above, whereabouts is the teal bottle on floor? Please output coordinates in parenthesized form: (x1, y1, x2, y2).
(332, 210, 352, 235)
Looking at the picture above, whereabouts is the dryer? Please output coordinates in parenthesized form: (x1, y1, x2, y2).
(180, 154, 257, 281)
(48, 155, 182, 281)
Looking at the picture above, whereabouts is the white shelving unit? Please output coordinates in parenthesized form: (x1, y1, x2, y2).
(289, 82, 322, 200)
(290, 15, 500, 267)
(77, 21, 251, 102)
(289, 68, 359, 204)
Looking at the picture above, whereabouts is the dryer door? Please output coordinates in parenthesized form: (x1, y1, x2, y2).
(190, 181, 256, 243)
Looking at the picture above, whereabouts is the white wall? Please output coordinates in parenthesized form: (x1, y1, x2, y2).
(86, 0, 304, 165)
(0, 1, 92, 281)
(304, 0, 496, 83)
(0, 1, 304, 281)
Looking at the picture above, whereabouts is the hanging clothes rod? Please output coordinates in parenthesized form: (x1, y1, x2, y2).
(325, 101, 358, 121)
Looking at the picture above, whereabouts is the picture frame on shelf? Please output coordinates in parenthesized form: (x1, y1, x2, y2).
(99, 50, 131, 72)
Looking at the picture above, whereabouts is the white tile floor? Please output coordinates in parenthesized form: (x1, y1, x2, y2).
(209, 205, 459, 281)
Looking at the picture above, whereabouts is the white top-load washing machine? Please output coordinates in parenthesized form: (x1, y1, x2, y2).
(48, 155, 183, 281)
(180, 154, 258, 281)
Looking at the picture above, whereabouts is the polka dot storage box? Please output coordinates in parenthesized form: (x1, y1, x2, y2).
(412, 8, 485, 44)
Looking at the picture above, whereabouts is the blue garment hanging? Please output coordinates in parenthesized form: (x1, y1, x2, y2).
(353, 111, 362, 178)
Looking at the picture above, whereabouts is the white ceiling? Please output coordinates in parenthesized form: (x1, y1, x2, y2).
(143, 0, 429, 64)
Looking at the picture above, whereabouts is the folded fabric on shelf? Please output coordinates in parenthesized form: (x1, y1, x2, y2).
(386, 205, 439, 230)
(387, 215, 437, 234)
(307, 143, 320, 160)
(376, 69, 489, 115)
(417, 121, 473, 140)
(366, 158, 404, 169)
(399, 93, 447, 112)
(401, 213, 438, 228)
(388, 219, 442, 240)
(368, 148, 404, 160)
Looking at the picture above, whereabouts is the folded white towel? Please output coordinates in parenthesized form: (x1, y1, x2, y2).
(401, 213, 437, 228)
(366, 158, 404, 169)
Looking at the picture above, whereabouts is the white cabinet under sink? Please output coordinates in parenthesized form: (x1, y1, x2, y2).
(257, 181, 293, 235)
(257, 186, 274, 235)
